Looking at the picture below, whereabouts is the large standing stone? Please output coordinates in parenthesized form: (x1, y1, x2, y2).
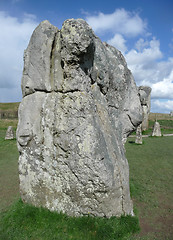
(152, 121, 162, 136)
(17, 19, 143, 217)
(138, 86, 151, 131)
(5, 126, 15, 140)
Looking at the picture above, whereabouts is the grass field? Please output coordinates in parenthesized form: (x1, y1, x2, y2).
(130, 119, 173, 136)
(126, 136, 173, 239)
(0, 102, 19, 119)
(0, 102, 20, 111)
(149, 112, 173, 121)
(0, 119, 173, 239)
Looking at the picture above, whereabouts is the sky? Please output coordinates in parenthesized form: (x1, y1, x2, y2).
(0, 0, 173, 113)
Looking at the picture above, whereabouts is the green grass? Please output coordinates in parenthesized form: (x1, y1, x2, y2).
(131, 119, 173, 136)
(148, 119, 173, 129)
(149, 112, 173, 121)
(0, 102, 20, 111)
(0, 119, 18, 131)
(0, 133, 19, 212)
(0, 199, 139, 240)
(0, 124, 140, 240)
(142, 128, 173, 135)
(0, 118, 173, 239)
(126, 137, 173, 239)
(0, 102, 19, 119)
(127, 137, 173, 203)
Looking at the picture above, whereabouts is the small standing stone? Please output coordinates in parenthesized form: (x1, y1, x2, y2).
(152, 121, 162, 137)
(135, 124, 142, 144)
(138, 86, 152, 131)
(5, 126, 15, 140)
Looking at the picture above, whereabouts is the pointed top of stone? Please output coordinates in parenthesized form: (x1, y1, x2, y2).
(152, 121, 162, 137)
(5, 126, 15, 140)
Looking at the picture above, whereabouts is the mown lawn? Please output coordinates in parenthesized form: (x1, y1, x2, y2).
(0, 133, 19, 213)
(0, 126, 139, 240)
(0, 102, 20, 111)
(0, 121, 173, 239)
(126, 136, 173, 239)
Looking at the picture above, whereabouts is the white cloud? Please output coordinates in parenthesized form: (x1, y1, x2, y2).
(0, 9, 172, 114)
(151, 99, 173, 113)
(151, 70, 173, 99)
(125, 38, 162, 66)
(86, 8, 147, 37)
(107, 34, 127, 53)
(0, 11, 38, 102)
(124, 39, 173, 109)
(85, 9, 173, 112)
(124, 38, 167, 86)
(135, 38, 149, 51)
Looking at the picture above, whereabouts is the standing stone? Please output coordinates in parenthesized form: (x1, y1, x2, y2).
(17, 19, 143, 218)
(138, 86, 151, 131)
(5, 126, 15, 140)
(152, 121, 162, 136)
(135, 124, 142, 144)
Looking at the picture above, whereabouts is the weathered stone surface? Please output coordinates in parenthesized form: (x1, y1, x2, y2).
(5, 126, 15, 140)
(135, 124, 142, 144)
(17, 19, 143, 217)
(138, 86, 151, 131)
(152, 121, 162, 136)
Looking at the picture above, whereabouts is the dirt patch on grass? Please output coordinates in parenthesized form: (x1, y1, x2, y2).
(126, 136, 173, 239)
(133, 193, 173, 239)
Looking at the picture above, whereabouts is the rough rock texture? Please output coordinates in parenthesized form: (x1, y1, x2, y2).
(17, 19, 143, 217)
(135, 124, 142, 144)
(138, 86, 151, 131)
(152, 121, 162, 136)
(5, 126, 15, 140)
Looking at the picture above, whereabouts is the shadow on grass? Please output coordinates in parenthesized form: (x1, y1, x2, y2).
(128, 141, 135, 144)
(0, 199, 140, 240)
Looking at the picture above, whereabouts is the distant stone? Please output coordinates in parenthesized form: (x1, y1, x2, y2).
(135, 124, 142, 144)
(5, 126, 15, 140)
(152, 121, 162, 137)
(138, 86, 152, 131)
(17, 19, 143, 218)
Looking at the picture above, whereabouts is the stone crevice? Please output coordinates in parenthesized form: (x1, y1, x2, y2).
(127, 113, 136, 128)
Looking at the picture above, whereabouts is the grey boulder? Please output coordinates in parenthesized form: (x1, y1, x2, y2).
(5, 126, 15, 140)
(152, 121, 162, 136)
(17, 19, 143, 217)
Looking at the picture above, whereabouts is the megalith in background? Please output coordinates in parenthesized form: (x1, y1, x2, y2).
(152, 121, 162, 136)
(135, 124, 143, 144)
(138, 86, 152, 131)
(17, 19, 143, 217)
(5, 126, 15, 140)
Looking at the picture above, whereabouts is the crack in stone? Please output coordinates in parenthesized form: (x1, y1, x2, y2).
(127, 113, 136, 128)
(23, 88, 82, 97)
(108, 104, 119, 109)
